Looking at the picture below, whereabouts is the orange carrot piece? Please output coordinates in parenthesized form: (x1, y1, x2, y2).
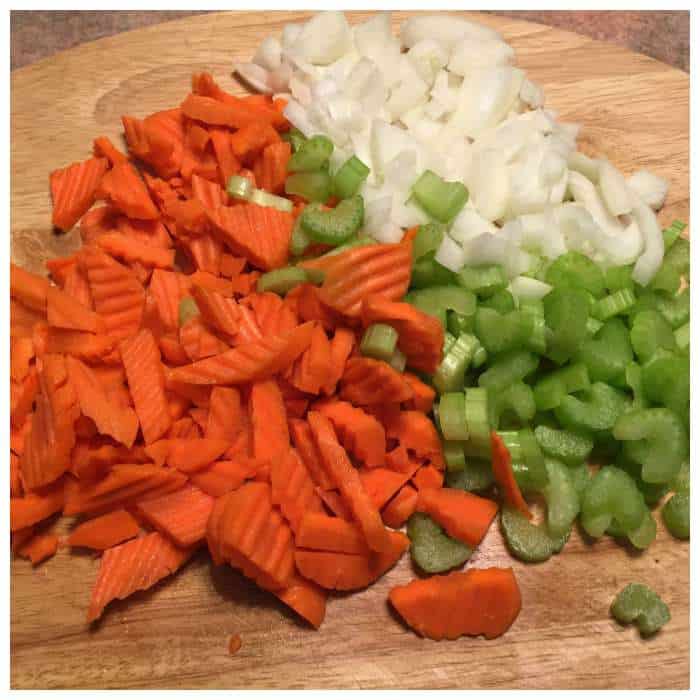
(241, 291, 299, 336)
(11, 299, 46, 341)
(179, 316, 229, 361)
(389, 568, 522, 641)
(45, 254, 78, 286)
(63, 263, 94, 309)
(50, 157, 109, 232)
(167, 322, 314, 385)
(209, 128, 241, 186)
(11, 369, 39, 429)
(270, 448, 323, 533)
(219, 254, 246, 279)
(307, 411, 390, 554)
(184, 232, 224, 277)
(11, 526, 35, 554)
(274, 573, 327, 629)
(190, 285, 240, 338)
(289, 419, 334, 491)
(9, 338, 34, 381)
(491, 431, 532, 518)
(152, 438, 230, 473)
(287, 283, 340, 332)
(149, 269, 185, 331)
(296, 512, 369, 555)
(228, 633, 242, 655)
(120, 329, 172, 444)
(70, 441, 150, 481)
(249, 379, 289, 463)
(10, 452, 23, 498)
(96, 161, 159, 220)
(300, 242, 412, 318)
(10, 476, 66, 531)
(402, 373, 436, 413)
(230, 122, 280, 163)
(190, 459, 258, 498)
(361, 296, 444, 374)
(67, 510, 141, 550)
(412, 465, 445, 491)
(10, 263, 50, 313)
(381, 484, 419, 529)
(315, 400, 386, 468)
(384, 410, 445, 470)
(321, 327, 355, 396)
(294, 530, 409, 591)
(136, 484, 215, 547)
(87, 532, 193, 622)
(340, 357, 414, 406)
(316, 488, 353, 520)
(95, 232, 175, 270)
(80, 204, 120, 242)
(44, 328, 117, 362)
(359, 467, 416, 511)
(116, 216, 172, 250)
(18, 533, 60, 566)
(416, 488, 499, 548)
(205, 387, 242, 442)
(207, 202, 293, 272)
(46, 285, 105, 334)
(181, 93, 281, 130)
(93, 136, 129, 166)
(257, 141, 292, 194)
(287, 323, 333, 395)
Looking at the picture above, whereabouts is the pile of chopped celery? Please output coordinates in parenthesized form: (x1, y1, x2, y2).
(407, 220, 689, 567)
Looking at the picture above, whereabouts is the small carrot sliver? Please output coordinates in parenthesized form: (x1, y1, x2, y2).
(228, 633, 242, 655)
(97, 161, 159, 220)
(382, 484, 419, 529)
(340, 357, 413, 406)
(270, 449, 323, 533)
(274, 573, 327, 629)
(491, 431, 532, 518)
(67, 510, 141, 550)
(190, 459, 258, 498)
(18, 533, 60, 566)
(359, 467, 415, 511)
(11, 263, 50, 313)
(412, 465, 445, 491)
(296, 512, 368, 555)
(10, 476, 66, 531)
(50, 157, 109, 232)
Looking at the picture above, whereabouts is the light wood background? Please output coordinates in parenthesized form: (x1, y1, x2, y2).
(10, 11, 689, 689)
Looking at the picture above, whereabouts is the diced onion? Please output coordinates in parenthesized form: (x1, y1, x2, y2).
(509, 276, 552, 301)
(627, 170, 669, 211)
(434, 233, 467, 272)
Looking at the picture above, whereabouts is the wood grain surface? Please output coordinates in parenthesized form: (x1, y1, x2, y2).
(10, 10, 689, 690)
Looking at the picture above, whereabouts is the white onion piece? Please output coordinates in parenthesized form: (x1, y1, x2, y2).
(447, 37, 514, 75)
(372, 221, 405, 244)
(289, 74, 312, 107)
(390, 193, 431, 228)
(435, 234, 467, 272)
(386, 79, 429, 120)
(450, 206, 497, 245)
(627, 170, 669, 211)
(567, 171, 625, 237)
(353, 13, 402, 88)
(344, 57, 386, 117)
(469, 148, 510, 221)
(400, 15, 502, 50)
(282, 99, 316, 137)
(253, 36, 282, 72)
(567, 151, 600, 183)
(407, 39, 449, 86)
(281, 23, 303, 49)
(233, 63, 273, 94)
(370, 119, 425, 183)
(326, 94, 365, 133)
(463, 232, 509, 266)
(384, 150, 419, 191)
(268, 63, 292, 93)
(509, 276, 552, 301)
(519, 78, 544, 109)
(291, 12, 352, 66)
(598, 160, 632, 217)
(363, 195, 393, 239)
(631, 198, 664, 285)
(519, 212, 568, 259)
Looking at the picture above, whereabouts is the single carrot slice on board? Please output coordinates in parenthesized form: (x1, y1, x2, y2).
(381, 484, 419, 529)
(274, 572, 327, 629)
(10, 476, 66, 531)
(87, 532, 194, 622)
(10, 263, 50, 313)
(50, 157, 109, 232)
(96, 161, 159, 220)
(270, 448, 323, 533)
(93, 136, 129, 166)
(340, 357, 414, 406)
(389, 568, 522, 640)
(67, 510, 141, 550)
(18, 533, 60, 566)
(491, 431, 532, 518)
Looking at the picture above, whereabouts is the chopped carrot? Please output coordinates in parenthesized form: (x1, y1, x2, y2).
(46, 285, 105, 334)
(381, 484, 419, 529)
(97, 161, 159, 220)
(491, 431, 531, 518)
(249, 379, 289, 464)
(219, 254, 247, 279)
(11, 263, 50, 313)
(270, 448, 323, 533)
(209, 128, 241, 186)
(230, 122, 280, 163)
(181, 93, 282, 130)
(11, 369, 39, 429)
(10, 453, 23, 498)
(384, 410, 445, 470)
(256, 141, 292, 194)
(63, 264, 94, 309)
(67, 510, 141, 550)
(50, 157, 109, 232)
(340, 357, 414, 406)
(205, 387, 242, 441)
(44, 328, 116, 362)
(45, 254, 78, 286)
(316, 488, 353, 520)
(412, 465, 444, 491)
(389, 568, 522, 641)
(179, 316, 229, 360)
(18, 533, 60, 566)
(401, 373, 435, 413)
(93, 136, 129, 166)
(228, 633, 242, 655)
(148, 437, 230, 473)
(190, 459, 258, 498)
(274, 573, 327, 629)
(12, 526, 35, 554)
(288, 418, 334, 491)
(11, 476, 66, 531)
(287, 323, 333, 395)
(359, 467, 416, 511)
(95, 233, 175, 270)
(296, 513, 369, 555)
(191, 285, 240, 339)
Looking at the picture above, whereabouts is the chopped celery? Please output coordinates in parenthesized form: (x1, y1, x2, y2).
(288, 134, 334, 172)
(481, 289, 516, 314)
(533, 363, 591, 411)
(545, 251, 606, 298)
(656, 288, 689, 329)
(554, 382, 629, 434)
(625, 362, 648, 410)
(227, 174, 254, 200)
(674, 322, 690, 352)
(652, 237, 689, 294)
(543, 459, 580, 540)
(389, 348, 407, 373)
(464, 388, 490, 449)
(257, 267, 309, 295)
(412, 222, 445, 261)
(178, 297, 199, 326)
(489, 382, 536, 430)
(411, 257, 456, 289)
(500, 507, 567, 563)
(408, 513, 473, 573)
(474, 308, 532, 355)
(438, 392, 470, 441)
(360, 323, 399, 362)
(478, 350, 539, 390)
(289, 216, 312, 257)
(405, 286, 476, 324)
(592, 288, 636, 320)
(457, 265, 508, 296)
(641, 354, 689, 423)
(534, 425, 593, 465)
(630, 310, 677, 363)
(285, 171, 333, 202)
(332, 155, 370, 199)
(498, 428, 547, 491)
(604, 264, 635, 292)
(281, 127, 306, 153)
(433, 333, 478, 394)
(249, 188, 294, 212)
(447, 310, 474, 336)
(662, 491, 689, 539)
(412, 169, 469, 223)
(443, 441, 466, 472)
(446, 458, 494, 492)
(576, 318, 633, 386)
(543, 286, 591, 364)
(300, 195, 364, 245)
(611, 583, 670, 637)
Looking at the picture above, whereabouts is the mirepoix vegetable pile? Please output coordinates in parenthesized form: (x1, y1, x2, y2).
(10, 11, 688, 645)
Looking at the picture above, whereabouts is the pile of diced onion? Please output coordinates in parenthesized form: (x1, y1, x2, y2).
(235, 11, 671, 295)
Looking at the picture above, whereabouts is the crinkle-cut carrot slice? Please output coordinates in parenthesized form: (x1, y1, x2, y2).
(66, 356, 139, 448)
(96, 160, 160, 220)
(307, 411, 390, 554)
(286, 324, 332, 396)
(167, 321, 314, 385)
(93, 135, 129, 166)
(87, 532, 194, 623)
(294, 530, 409, 591)
(79, 205, 119, 243)
(241, 292, 299, 336)
(64, 464, 187, 517)
(205, 387, 242, 442)
(190, 459, 258, 498)
(135, 484, 214, 547)
(234, 303, 263, 344)
(314, 400, 386, 468)
(187, 270, 232, 297)
(163, 198, 209, 239)
(189, 406, 209, 433)
(286, 283, 341, 332)
(166, 416, 200, 440)
(412, 465, 444, 491)
(230, 272, 261, 298)
(339, 357, 413, 407)
(10, 475, 66, 531)
(184, 233, 223, 277)
(146, 438, 230, 473)
(179, 317, 229, 361)
(122, 109, 184, 179)
(230, 122, 280, 163)
(209, 128, 241, 186)
(10, 263, 50, 313)
(46, 285, 105, 334)
(273, 572, 327, 629)
(249, 379, 289, 464)
(94, 233, 175, 270)
(164, 377, 211, 407)
(70, 440, 150, 481)
(181, 92, 283, 130)
(190, 285, 240, 339)
(21, 354, 79, 490)
(63, 263, 94, 309)
(416, 487, 499, 548)
(149, 269, 187, 331)
(18, 533, 60, 566)
(50, 156, 109, 232)
(11, 369, 39, 429)
(322, 328, 355, 396)
(219, 254, 246, 280)
(11, 417, 32, 458)
(44, 328, 117, 362)
(119, 329, 172, 444)
(67, 510, 141, 550)
(381, 484, 419, 529)
(270, 449, 323, 533)
(11, 299, 45, 340)
(359, 467, 416, 511)
(79, 245, 145, 341)
(296, 512, 368, 555)
(180, 138, 220, 183)
(315, 488, 352, 520)
(159, 334, 189, 366)
(116, 217, 173, 250)
(288, 419, 333, 491)
(389, 568, 522, 641)
(384, 410, 445, 470)
(256, 140, 292, 194)
(10, 452, 23, 498)
(401, 373, 435, 413)
(361, 296, 444, 374)
(191, 173, 229, 209)
(45, 254, 78, 286)
(300, 242, 412, 318)
(207, 202, 293, 272)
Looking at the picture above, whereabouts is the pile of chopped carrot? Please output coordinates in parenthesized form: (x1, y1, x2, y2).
(10, 71, 521, 642)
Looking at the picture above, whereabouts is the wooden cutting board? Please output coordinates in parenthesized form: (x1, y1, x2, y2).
(10, 11, 689, 690)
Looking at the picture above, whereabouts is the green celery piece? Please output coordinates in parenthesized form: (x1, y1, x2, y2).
(389, 348, 407, 373)
(674, 322, 690, 353)
(281, 127, 306, 153)
(472, 343, 488, 368)
(438, 392, 470, 441)
(545, 250, 606, 298)
(568, 463, 592, 499)
(533, 363, 591, 411)
(554, 382, 629, 434)
(604, 264, 635, 292)
(652, 237, 689, 294)
(592, 288, 636, 321)
(411, 257, 456, 289)
(285, 171, 333, 202)
(178, 297, 199, 326)
(543, 459, 580, 540)
(630, 310, 677, 363)
(610, 583, 671, 637)
(447, 310, 474, 336)
(475, 307, 533, 355)
(500, 507, 569, 563)
(405, 290, 447, 327)
(543, 286, 591, 363)
(289, 216, 312, 256)
(300, 195, 364, 245)
(670, 459, 690, 493)
(288, 134, 333, 172)
(478, 350, 539, 390)
(534, 425, 593, 466)
(662, 491, 689, 539)
(445, 458, 494, 492)
(412, 222, 445, 261)
(613, 407, 687, 484)
(627, 286, 662, 322)
(580, 465, 647, 537)
(257, 267, 309, 295)
(433, 333, 479, 394)
(489, 382, 536, 430)
(407, 513, 473, 573)
(576, 318, 633, 386)
(662, 220, 686, 250)
(625, 507, 657, 550)
(405, 286, 476, 320)
(641, 354, 689, 423)
(332, 155, 370, 199)
(499, 428, 547, 492)
(457, 265, 508, 296)
(625, 362, 648, 411)
(412, 169, 469, 223)
(464, 387, 490, 449)
(586, 317, 604, 337)
(360, 323, 398, 362)
(481, 288, 516, 314)
(617, 457, 669, 506)
(443, 441, 466, 472)
(655, 288, 689, 329)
